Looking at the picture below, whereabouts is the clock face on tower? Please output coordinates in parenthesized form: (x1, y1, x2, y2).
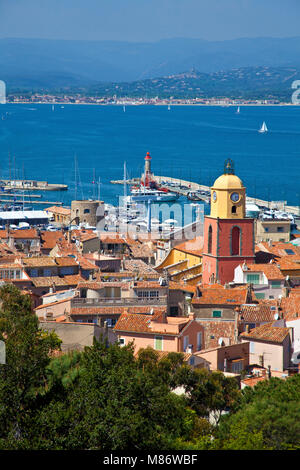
(212, 191, 217, 202)
(230, 192, 240, 202)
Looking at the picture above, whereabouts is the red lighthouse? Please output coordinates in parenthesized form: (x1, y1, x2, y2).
(202, 159, 255, 285)
(142, 151, 152, 187)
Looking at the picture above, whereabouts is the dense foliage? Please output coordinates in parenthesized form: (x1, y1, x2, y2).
(0, 286, 300, 450)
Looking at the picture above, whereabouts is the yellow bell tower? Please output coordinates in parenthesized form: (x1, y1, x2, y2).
(210, 159, 246, 219)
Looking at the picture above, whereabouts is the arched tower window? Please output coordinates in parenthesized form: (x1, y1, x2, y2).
(231, 226, 241, 255)
(208, 225, 213, 254)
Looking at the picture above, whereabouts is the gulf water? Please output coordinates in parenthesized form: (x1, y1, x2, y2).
(0, 103, 299, 210)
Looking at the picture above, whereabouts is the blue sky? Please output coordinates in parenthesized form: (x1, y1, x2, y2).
(0, 0, 299, 42)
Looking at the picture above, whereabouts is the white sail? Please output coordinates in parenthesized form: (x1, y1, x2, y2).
(259, 121, 268, 133)
(236, 106, 240, 113)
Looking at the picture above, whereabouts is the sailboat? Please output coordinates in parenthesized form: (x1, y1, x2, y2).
(168, 104, 171, 111)
(52, 105, 55, 112)
(236, 106, 240, 114)
(123, 105, 126, 112)
(259, 121, 268, 133)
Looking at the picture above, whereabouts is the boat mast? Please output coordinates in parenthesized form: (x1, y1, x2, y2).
(123, 161, 127, 198)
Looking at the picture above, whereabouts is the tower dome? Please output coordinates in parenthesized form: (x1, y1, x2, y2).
(212, 173, 244, 190)
(210, 159, 246, 219)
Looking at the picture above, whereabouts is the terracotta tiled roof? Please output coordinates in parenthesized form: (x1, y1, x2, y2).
(31, 274, 84, 288)
(23, 257, 57, 267)
(40, 231, 64, 250)
(133, 280, 166, 289)
(71, 306, 166, 316)
(168, 280, 197, 294)
(11, 229, 39, 239)
(123, 259, 158, 275)
(281, 292, 300, 320)
(278, 256, 300, 271)
(174, 237, 203, 257)
(46, 206, 71, 215)
(77, 280, 130, 290)
(242, 263, 285, 280)
(100, 235, 126, 244)
(256, 241, 300, 258)
(114, 312, 190, 335)
(192, 284, 249, 306)
(77, 256, 98, 271)
(54, 256, 78, 267)
(23, 256, 78, 268)
(241, 376, 266, 388)
(240, 322, 290, 343)
(124, 238, 153, 258)
(240, 304, 276, 323)
(114, 311, 165, 334)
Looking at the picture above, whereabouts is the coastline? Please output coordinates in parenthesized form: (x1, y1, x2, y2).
(4, 101, 299, 106)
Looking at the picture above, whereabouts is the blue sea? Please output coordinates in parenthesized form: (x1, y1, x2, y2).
(0, 103, 299, 209)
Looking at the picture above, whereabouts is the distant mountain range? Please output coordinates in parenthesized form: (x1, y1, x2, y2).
(2, 36, 300, 92)
(86, 67, 300, 101)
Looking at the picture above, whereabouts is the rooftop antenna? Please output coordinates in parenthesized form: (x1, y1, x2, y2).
(92, 168, 96, 200)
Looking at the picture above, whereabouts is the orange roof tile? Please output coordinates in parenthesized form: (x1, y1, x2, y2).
(240, 322, 290, 343)
(71, 306, 166, 316)
(242, 263, 285, 280)
(192, 284, 249, 306)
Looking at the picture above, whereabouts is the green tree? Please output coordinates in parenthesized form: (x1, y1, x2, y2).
(216, 375, 300, 450)
(0, 284, 61, 449)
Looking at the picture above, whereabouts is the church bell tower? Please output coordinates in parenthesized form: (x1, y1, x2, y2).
(202, 159, 255, 285)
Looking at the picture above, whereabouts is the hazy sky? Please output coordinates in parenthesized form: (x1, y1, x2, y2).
(0, 0, 299, 42)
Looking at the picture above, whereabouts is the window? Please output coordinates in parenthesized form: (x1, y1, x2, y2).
(197, 332, 202, 350)
(264, 227, 269, 232)
(285, 249, 295, 255)
(183, 336, 189, 351)
(170, 306, 178, 316)
(154, 335, 163, 351)
(231, 360, 244, 374)
(208, 225, 212, 254)
(137, 291, 159, 299)
(271, 281, 281, 289)
(246, 273, 260, 284)
(231, 205, 237, 214)
(84, 209, 90, 214)
(231, 226, 241, 255)
(213, 310, 222, 318)
(277, 227, 284, 233)
(119, 338, 125, 346)
(249, 342, 255, 353)
(255, 293, 265, 299)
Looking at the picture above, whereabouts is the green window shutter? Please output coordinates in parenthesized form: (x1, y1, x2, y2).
(213, 310, 222, 318)
(247, 274, 260, 284)
(271, 281, 281, 288)
(255, 293, 265, 299)
(154, 336, 163, 351)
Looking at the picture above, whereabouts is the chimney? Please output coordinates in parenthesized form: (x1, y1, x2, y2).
(245, 324, 250, 333)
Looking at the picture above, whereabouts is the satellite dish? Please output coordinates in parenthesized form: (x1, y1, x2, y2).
(218, 338, 225, 346)
(274, 313, 279, 320)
